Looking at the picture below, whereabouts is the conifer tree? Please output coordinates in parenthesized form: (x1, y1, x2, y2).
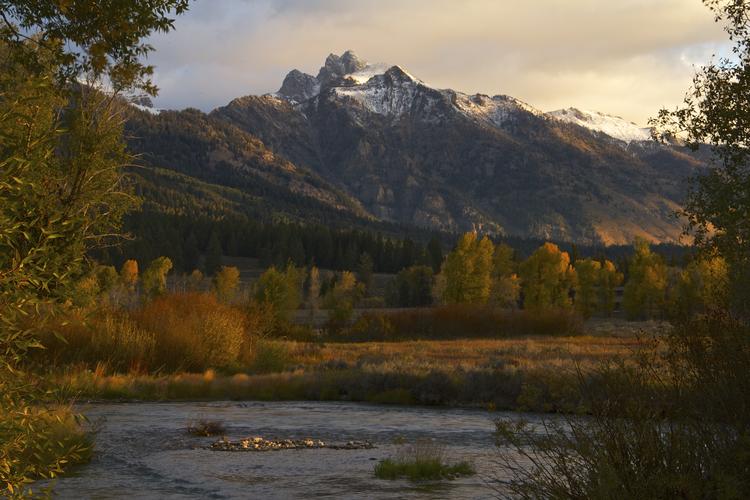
(204, 230, 223, 276)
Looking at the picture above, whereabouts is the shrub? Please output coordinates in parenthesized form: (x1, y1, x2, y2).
(91, 315, 156, 372)
(249, 340, 291, 374)
(136, 293, 246, 371)
(495, 311, 750, 498)
(339, 305, 583, 341)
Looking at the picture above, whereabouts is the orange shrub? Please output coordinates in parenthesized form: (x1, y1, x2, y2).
(136, 292, 247, 371)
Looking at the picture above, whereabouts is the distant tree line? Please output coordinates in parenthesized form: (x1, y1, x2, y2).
(97, 210, 445, 275)
(97, 208, 695, 281)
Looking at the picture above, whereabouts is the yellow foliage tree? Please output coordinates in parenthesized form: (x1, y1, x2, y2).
(142, 257, 173, 300)
(441, 232, 495, 305)
(254, 264, 303, 323)
(187, 269, 204, 291)
(673, 256, 729, 317)
(213, 266, 241, 302)
(598, 260, 624, 316)
(520, 243, 577, 311)
(120, 259, 139, 293)
(574, 258, 602, 319)
(622, 239, 667, 320)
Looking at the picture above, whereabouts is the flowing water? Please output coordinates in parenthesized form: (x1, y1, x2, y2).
(52, 401, 541, 499)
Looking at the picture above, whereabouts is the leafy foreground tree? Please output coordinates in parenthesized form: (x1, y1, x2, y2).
(494, 1, 750, 498)
(0, 1, 189, 496)
(653, 0, 750, 316)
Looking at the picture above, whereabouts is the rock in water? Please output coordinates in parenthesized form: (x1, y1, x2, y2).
(210, 436, 375, 452)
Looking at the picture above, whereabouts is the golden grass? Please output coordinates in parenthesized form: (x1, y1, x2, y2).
(283, 335, 641, 373)
(53, 331, 654, 412)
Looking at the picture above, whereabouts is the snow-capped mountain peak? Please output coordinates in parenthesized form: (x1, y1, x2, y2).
(547, 107, 652, 144)
(273, 52, 654, 142)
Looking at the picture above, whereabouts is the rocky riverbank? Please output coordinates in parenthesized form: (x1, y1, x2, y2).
(210, 436, 375, 452)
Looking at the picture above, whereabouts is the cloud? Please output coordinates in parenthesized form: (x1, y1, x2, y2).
(145, 0, 729, 124)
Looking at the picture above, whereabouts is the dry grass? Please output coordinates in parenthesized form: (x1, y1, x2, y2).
(52, 326, 657, 412)
(282, 335, 641, 373)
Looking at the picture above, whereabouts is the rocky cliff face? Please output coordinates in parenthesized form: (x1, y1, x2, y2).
(207, 50, 702, 244)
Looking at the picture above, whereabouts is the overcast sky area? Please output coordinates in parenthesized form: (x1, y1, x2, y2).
(145, 0, 730, 125)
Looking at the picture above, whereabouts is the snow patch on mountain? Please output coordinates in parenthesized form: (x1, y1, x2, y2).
(548, 108, 652, 143)
(334, 67, 421, 117)
(454, 93, 542, 127)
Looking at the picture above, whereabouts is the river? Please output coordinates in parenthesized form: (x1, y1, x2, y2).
(52, 401, 540, 499)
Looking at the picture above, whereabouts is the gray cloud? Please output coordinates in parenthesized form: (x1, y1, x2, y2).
(145, 0, 728, 124)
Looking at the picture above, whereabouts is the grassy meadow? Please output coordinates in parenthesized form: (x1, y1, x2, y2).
(47, 319, 660, 413)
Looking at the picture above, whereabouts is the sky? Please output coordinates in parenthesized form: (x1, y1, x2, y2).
(145, 0, 730, 125)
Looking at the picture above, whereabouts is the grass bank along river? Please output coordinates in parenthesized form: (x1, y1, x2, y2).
(54, 331, 651, 412)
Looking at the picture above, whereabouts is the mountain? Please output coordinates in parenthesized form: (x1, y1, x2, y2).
(130, 50, 705, 246)
(210, 50, 703, 245)
(125, 106, 377, 225)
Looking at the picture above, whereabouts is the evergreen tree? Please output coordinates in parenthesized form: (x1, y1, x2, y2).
(356, 253, 374, 294)
(427, 235, 444, 273)
(183, 231, 200, 272)
(386, 265, 434, 307)
(205, 230, 223, 275)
